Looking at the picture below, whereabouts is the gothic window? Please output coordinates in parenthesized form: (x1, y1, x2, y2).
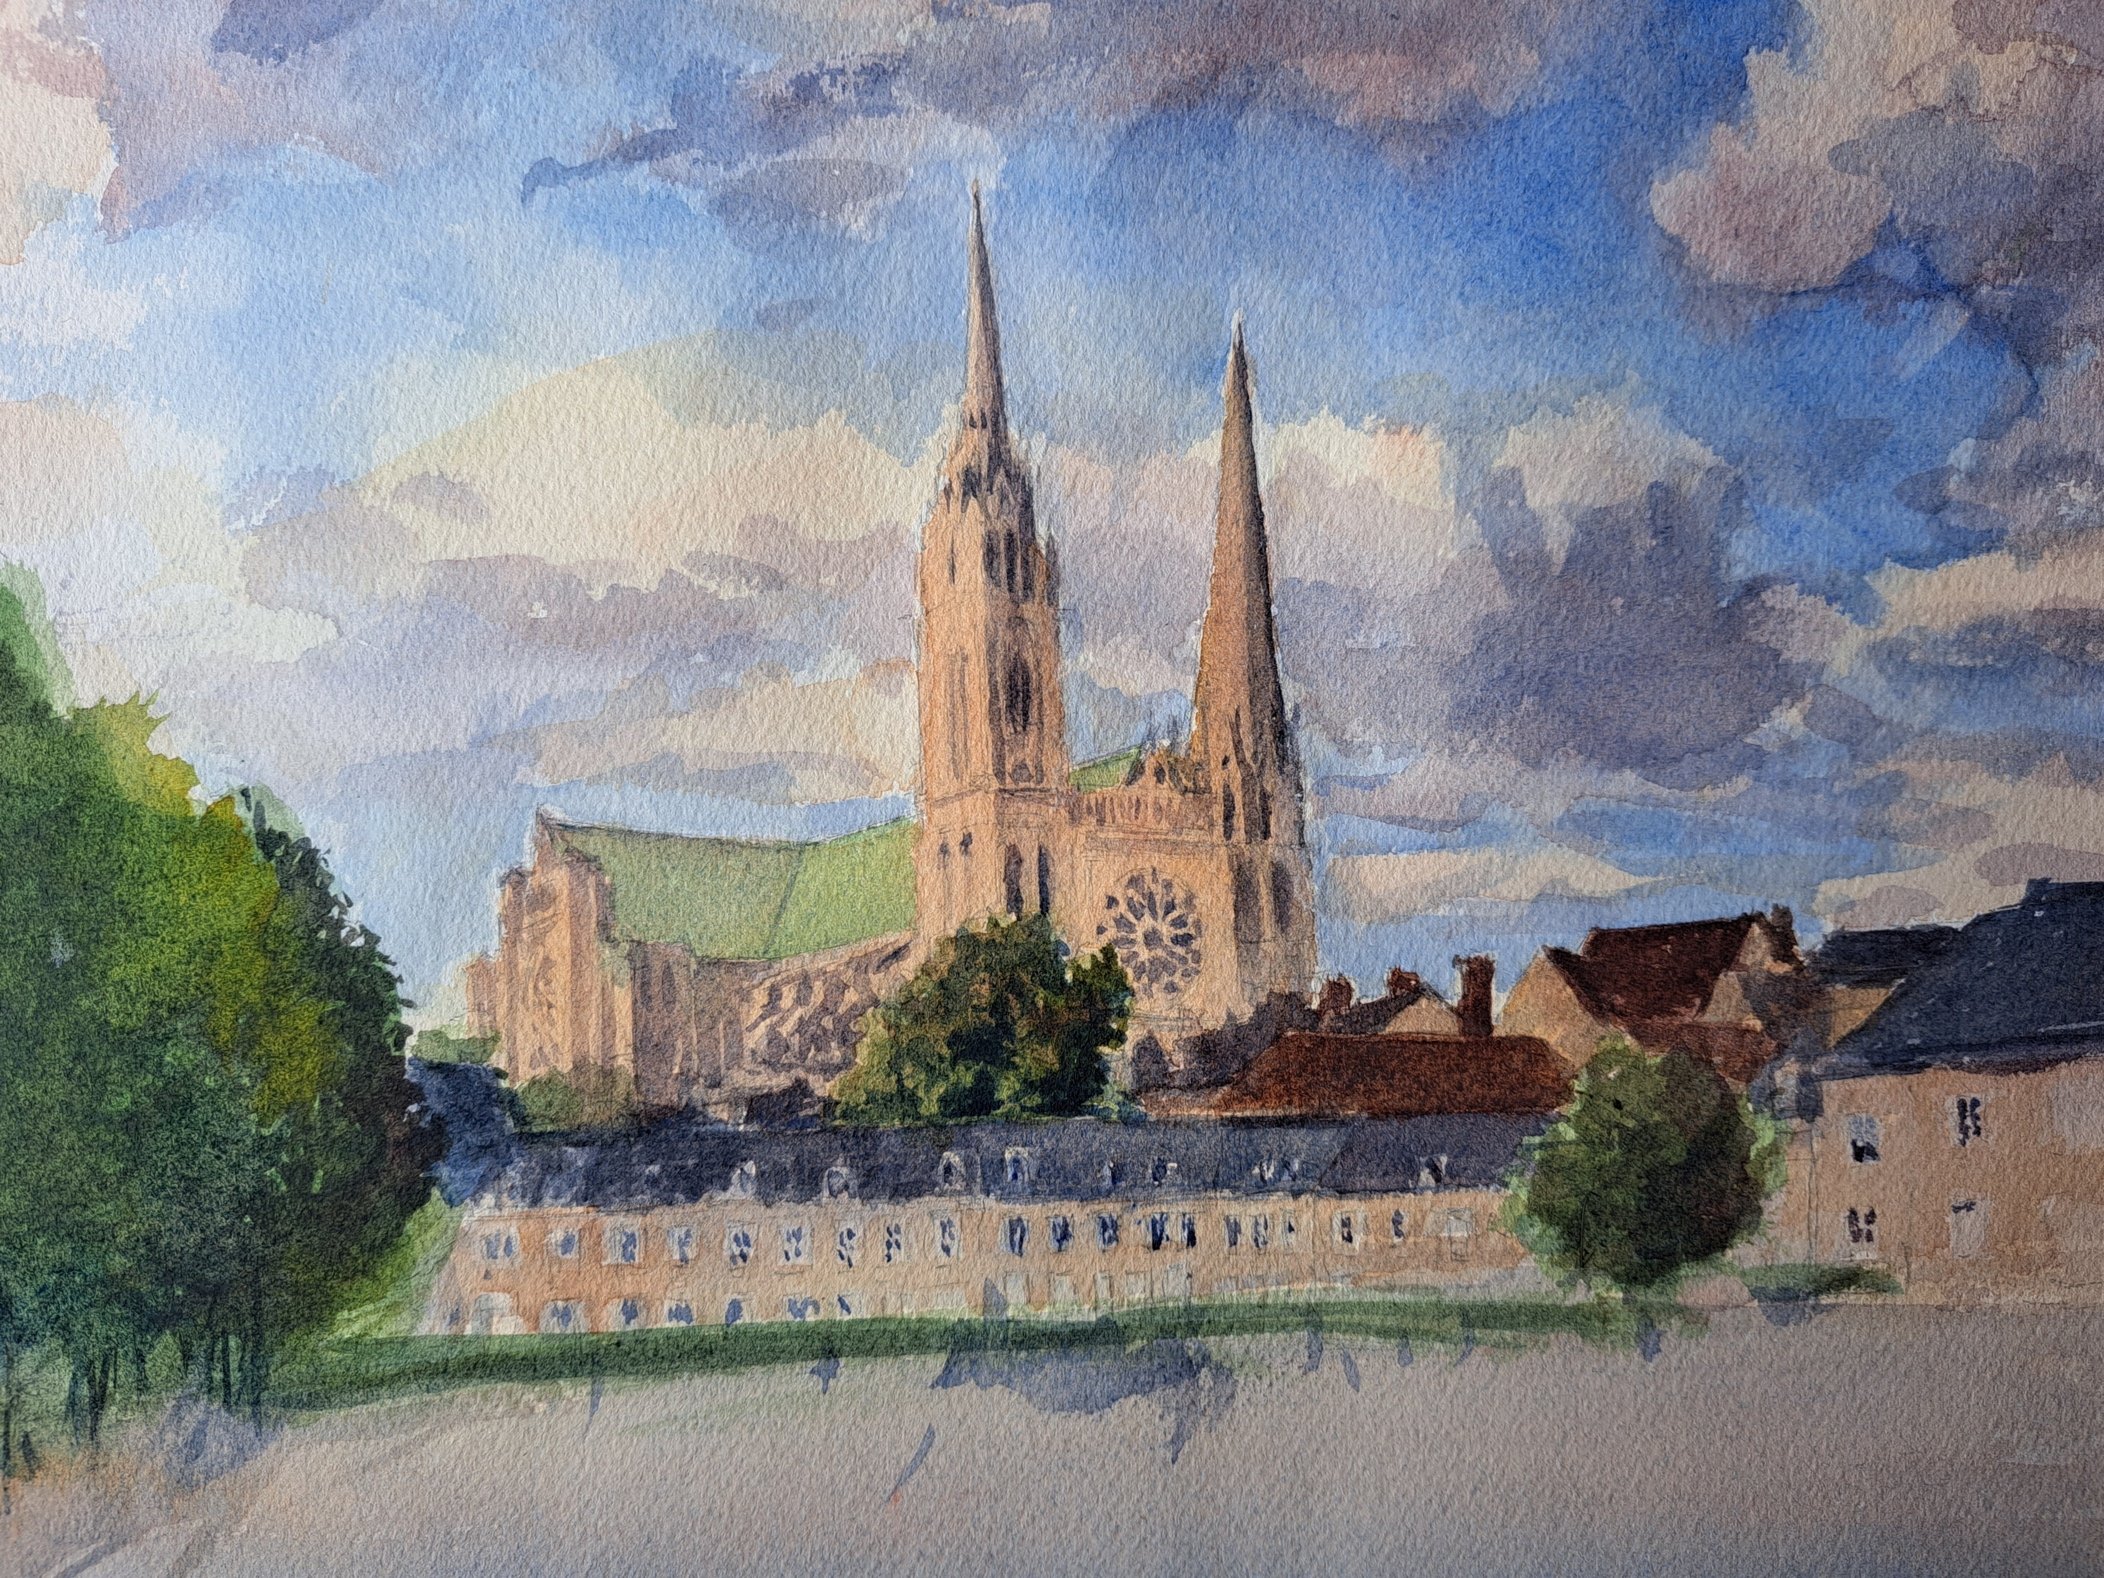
(1036, 846, 1052, 914)
(1256, 788, 1273, 840)
(948, 542, 956, 582)
(1270, 859, 1295, 935)
(984, 530, 998, 582)
(1004, 656, 1033, 734)
(1097, 869, 1204, 999)
(1221, 787, 1236, 841)
(1021, 543, 1035, 597)
(1233, 862, 1262, 944)
(1005, 532, 1018, 593)
(1004, 845, 1024, 916)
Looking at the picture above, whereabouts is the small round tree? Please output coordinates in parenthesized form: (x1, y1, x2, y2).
(832, 914, 1131, 1126)
(1507, 1038, 1784, 1294)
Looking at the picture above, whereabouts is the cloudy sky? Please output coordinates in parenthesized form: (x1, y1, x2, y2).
(4, 0, 2103, 1014)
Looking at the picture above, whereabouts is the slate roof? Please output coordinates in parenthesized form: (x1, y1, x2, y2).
(484, 1114, 1541, 1211)
(1181, 1032, 1573, 1122)
(1825, 880, 2104, 1075)
(1808, 924, 1962, 989)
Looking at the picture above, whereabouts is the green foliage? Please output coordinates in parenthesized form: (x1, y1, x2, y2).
(0, 567, 437, 1458)
(1505, 1038, 1784, 1294)
(515, 1065, 638, 1132)
(831, 914, 1131, 1127)
(410, 1026, 498, 1065)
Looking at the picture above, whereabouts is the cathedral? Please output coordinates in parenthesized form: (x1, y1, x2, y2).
(465, 191, 1318, 1114)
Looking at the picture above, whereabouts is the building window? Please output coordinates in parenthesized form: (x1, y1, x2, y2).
(1391, 1209, 1409, 1242)
(1845, 1207, 1878, 1248)
(836, 1224, 860, 1268)
(1281, 1214, 1300, 1251)
(1005, 1216, 1029, 1257)
(1256, 788, 1273, 841)
(1180, 1214, 1198, 1250)
(983, 529, 998, 581)
(786, 1296, 820, 1322)
(1224, 1215, 1243, 1251)
(1004, 845, 1024, 916)
(1005, 656, 1033, 734)
(539, 1301, 582, 1335)
(1221, 787, 1236, 841)
(1249, 1215, 1271, 1251)
(1005, 531, 1018, 593)
(1037, 846, 1052, 915)
(781, 1223, 811, 1265)
(1418, 1154, 1448, 1188)
(666, 1225, 695, 1265)
(1096, 1213, 1120, 1250)
(724, 1297, 745, 1328)
(666, 1301, 695, 1327)
(548, 1226, 579, 1260)
(960, 831, 972, 857)
(1955, 1095, 1985, 1146)
(725, 1225, 754, 1268)
(1150, 1157, 1177, 1185)
(1004, 1147, 1031, 1187)
(615, 1298, 645, 1331)
(1950, 1198, 1987, 1258)
(604, 1225, 640, 1265)
(1270, 858, 1293, 931)
(480, 1229, 517, 1262)
(837, 1292, 863, 1319)
(1443, 1210, 1473, 1260)
(825, 1164, 851, 1199)
(1334, 1211, 1358, 1250)
(1049, 1214, 1073, 1253)
(1233, 862, 1262, 943)
(936, 1216, 959, 1259)
(939, 1152, 966, 1192)
(1144, 1212, 1170, 1252)
(728, 1160, 757, 1198)
(1021, 540, 1035, 597)
(1847, 1115, 1881, 1164)
(884, 1221, 907, 1264)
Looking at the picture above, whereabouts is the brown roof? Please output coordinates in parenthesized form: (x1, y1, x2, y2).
(1549, 910, 1798, 1026)
(1185, 1032, 1573, 1122)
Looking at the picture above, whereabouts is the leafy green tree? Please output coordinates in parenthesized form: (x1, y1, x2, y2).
(515, 1064, 638, 1132)
(1506, 1038, 1785, 1294)
(411, 1026, 498, 1065)
(832, 914, 1131, 1126)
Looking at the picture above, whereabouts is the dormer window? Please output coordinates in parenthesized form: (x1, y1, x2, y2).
(1150, 1157, 1177, 1185)
(728, 1160, 757, 1199)
(1004, 1147, 1030, 1187)
(939, 1151, 966, 1192)
(825, 1164, 851, 1199)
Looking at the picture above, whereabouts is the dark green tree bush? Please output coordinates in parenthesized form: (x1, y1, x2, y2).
(1506, 1038, 1784, 1294)
(832, 914, 1131, 1126)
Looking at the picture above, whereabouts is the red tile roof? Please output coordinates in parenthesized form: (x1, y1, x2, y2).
(1180, 1031, 1573, 1122)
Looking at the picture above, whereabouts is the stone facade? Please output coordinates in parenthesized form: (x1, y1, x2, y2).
(465, 190, 1319, 1105)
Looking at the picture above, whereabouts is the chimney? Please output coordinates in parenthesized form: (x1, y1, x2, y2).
(1455, 955, 1494, 1040)
(1384, 966, 1421, 1001)
(1317, 976, 1354, 1018)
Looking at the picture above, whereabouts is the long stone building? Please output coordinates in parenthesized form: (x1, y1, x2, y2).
(465, 190, 1318, 1114)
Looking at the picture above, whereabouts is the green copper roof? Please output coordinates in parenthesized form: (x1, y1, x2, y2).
(1068, 746, 1143, 791)
(550, 817, 915, 961)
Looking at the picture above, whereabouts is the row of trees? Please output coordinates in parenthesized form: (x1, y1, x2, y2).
(0, 573, 437, 1459)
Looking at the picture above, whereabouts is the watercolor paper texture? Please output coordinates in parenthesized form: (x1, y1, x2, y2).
(2, 1, 2103, 1573)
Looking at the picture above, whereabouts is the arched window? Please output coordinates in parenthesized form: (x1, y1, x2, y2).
(1004, 532, 1018, 594)
(983, 530, 999, 581)
(1021, 543, 1035, 597)
(1004, 656, 1033, 734)
(1233, 862, 1262, 943)
(1256, 788, 1273, 841)
(1221, 787, 1237, 841)
(1037, 846, 1052, 915)
(1270, 859, 1295, 934)
(1003, 845, 1024, 917)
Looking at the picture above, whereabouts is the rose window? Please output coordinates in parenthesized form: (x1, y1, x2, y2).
(1098, 869, 1203, 998)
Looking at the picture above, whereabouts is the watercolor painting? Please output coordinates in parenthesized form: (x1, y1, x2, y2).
(4, 0, 2104, 1572)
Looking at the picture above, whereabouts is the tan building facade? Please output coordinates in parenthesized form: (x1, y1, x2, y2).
(465, 191, 1318, 1107)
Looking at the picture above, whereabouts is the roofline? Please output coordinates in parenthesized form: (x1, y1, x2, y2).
(1811, 1030, 2104, 1080)
(544, 812, 914, 856)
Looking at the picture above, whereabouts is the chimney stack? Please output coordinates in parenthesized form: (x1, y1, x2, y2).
(1317, 976, 1354, 1018)
(1455, 955, 1494, 1040)
(1384, 966, 1421, 1001)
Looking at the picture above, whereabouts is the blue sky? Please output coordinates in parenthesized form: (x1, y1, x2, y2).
(5, 0, 2102, 1011)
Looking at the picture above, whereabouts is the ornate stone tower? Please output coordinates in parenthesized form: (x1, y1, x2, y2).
(1188, 319, 1318, 1004)
(914, 187, 1070, 942)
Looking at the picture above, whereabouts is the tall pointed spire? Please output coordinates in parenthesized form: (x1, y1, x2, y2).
(961, 181, 1007, 441)
(1192, 316, 1293, 795)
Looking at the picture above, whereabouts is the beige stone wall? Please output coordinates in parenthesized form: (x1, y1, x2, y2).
(427, 1184, 1526, 1335)
(1498, 959, 1610, 1069)
(1759, 1061, 2104, 1304)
